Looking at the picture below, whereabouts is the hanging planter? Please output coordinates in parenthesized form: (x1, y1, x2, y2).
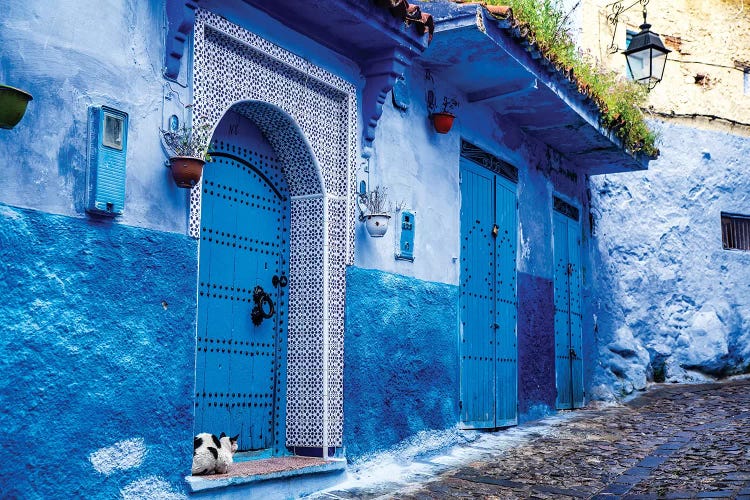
(0, 84, 33, 129)
(431, 112, 456, 134)
(429, 96, 458, 134)
(167, 156, 206, 188)
(365, 213, 392, 238)
(161, 124, 211, 189)
(358, 185, 392, 238)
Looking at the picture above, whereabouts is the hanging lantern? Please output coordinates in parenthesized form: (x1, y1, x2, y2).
(623, 11, 671, 90)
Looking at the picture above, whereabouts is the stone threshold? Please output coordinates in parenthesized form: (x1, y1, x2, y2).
(186, 455, 346, 493)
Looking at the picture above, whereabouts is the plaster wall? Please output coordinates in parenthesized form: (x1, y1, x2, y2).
(0, 0, 193, 232)
(346, 61, 593, 457)
(579, 0, 750, 125)
(588, 122, 750, 398)
(0, 204, 197, 499)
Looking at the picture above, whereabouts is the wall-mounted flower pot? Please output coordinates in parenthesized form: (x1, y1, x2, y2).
(168, 156, 205, 188)
(431, 112, 455, 134)
(0, 85, 33, 129)
(365, 213, 391, 238)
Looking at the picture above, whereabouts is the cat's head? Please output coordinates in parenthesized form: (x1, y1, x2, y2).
(219, 432, 240, 453)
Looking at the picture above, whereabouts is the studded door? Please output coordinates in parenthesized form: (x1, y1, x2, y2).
(553, 202, 584, 410)
(459, 157, 518, 429)
(195, 115, 290, 453)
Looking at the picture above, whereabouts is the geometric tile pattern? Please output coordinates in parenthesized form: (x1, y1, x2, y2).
(192, 9, 357, 447)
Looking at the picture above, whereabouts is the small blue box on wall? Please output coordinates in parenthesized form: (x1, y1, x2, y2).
(395, 209, 415, 261)
(86, 106, 128, 216)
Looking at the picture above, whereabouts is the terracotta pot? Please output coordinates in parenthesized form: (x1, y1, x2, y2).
(431, 112, 455, 134)
(0, 85, 33, 130)
(365, 213, 391, 238)
(168, 156, 205, 188)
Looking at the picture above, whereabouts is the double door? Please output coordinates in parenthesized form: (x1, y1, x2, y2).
(459, 158, 518, 428)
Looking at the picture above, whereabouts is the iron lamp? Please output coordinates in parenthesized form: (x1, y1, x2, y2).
(623, 12, 671, 90)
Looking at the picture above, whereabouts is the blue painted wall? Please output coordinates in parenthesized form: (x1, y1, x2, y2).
(517, 273, 557, 421)
(344, 266, 459, 459)
(588, 122, 750, 399)
(0, 204, 197, 498)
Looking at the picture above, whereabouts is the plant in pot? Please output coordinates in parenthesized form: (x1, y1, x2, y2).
(161, 123, 211, 188)
(0, 84, 33, 130)
(430, 96, 458, 134)
(359, 186, 392, 238)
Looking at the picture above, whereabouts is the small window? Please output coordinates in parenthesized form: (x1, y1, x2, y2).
(103, 113, 124, 150)
(625, 30, 636, 79)
(721, 213, 750, 251)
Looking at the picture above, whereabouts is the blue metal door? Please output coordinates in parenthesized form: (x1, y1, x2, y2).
(459, 158, 517, 429)
(195, 115, 289, 453)
(553, 203, 583, 409)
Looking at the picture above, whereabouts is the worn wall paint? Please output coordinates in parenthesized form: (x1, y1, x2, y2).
(0, 204, 197, 498)
(517, 273, 557, 421)
(344, 266, 459, 459)
(588, 122, 750, 398)
(579, 0, 750, 127)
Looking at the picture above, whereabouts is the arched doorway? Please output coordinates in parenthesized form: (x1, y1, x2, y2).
(195, 106, 300, 455)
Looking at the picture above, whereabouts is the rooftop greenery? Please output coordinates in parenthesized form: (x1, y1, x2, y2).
(483, 0, 659, 157)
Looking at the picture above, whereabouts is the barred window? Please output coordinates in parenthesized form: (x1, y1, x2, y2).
(722, 213, 750, 251)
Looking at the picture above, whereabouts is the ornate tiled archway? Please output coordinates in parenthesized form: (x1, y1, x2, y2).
(191, 10, 357, 449)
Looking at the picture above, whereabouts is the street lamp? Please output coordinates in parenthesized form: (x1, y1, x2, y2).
(623, 10, 671, 90)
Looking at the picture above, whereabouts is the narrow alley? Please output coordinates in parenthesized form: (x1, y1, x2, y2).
(320, 379, 750, 500)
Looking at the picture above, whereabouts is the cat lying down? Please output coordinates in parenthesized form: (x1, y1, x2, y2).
(192, 432, 239, 475)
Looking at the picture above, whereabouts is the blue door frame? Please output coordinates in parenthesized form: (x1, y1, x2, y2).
(459, 157, 518, 429)
(553, 199, 584, 409)
(195, 115, 290, 454)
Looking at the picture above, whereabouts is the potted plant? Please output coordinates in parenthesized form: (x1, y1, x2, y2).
(430, 97, 458, 134)
(359, 186, 392, 238)
(161, 123, 211, 188)
(0, 84, 33, 129)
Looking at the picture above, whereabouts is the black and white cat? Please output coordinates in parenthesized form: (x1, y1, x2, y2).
(192, 432, 239, 475)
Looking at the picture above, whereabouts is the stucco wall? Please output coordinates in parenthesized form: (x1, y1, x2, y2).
(344, 267, 459, 459)
(0, 204, 197, 498)
(588, 122, 750, 398)
(347, 60, 593, 455)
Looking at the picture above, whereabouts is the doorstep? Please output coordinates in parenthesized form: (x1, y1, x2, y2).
(185, 456, 347, 493)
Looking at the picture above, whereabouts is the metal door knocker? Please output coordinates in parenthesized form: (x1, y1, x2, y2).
(251, 285, 275, 326)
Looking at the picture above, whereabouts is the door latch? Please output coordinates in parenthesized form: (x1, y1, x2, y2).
(569, 348, 578, 359)
(492, 224, 499, 238)
(251, 285, 275, 326)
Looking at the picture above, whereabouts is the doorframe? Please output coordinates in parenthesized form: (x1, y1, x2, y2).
(552, 192, 584, 410)
(458, 140, 519, 429)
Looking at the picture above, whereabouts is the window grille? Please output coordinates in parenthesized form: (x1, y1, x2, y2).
(721, 213, 750, 251)
(554, 196, 580, 221)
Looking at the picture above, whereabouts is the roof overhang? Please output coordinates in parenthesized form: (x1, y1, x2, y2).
(419, 3, 651, 174)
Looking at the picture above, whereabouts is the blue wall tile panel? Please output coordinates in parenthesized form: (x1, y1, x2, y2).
(0, 203, 197, 498)
(343, 266, 459, 460)
(516, 272, 556, 421)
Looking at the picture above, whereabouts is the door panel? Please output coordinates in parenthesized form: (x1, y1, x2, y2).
(554, 208, 584, 409)
(460, 158, 517, 429)
(196, 116, 290, 452)
(495, 176, 517, 427)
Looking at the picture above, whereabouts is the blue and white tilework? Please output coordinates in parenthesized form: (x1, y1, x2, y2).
(191, 10, 357, 448)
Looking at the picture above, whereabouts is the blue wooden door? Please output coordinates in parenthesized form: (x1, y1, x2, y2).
(553, 206, 583, 409)
(195, 116, 289, 453)
(459, 158, 517, 428)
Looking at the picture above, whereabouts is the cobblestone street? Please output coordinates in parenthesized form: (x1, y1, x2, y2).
(320, 378, 750, 500)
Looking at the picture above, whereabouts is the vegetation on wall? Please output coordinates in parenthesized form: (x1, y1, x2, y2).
(482, 0, 659, 157)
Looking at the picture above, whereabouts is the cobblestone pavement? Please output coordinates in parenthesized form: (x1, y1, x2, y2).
(320, 378, 750, 500)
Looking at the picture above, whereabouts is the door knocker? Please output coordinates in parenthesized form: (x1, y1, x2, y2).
(251, 285, 275, 326)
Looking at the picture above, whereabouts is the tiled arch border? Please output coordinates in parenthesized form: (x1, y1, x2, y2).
(190, 9, 357, 449)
